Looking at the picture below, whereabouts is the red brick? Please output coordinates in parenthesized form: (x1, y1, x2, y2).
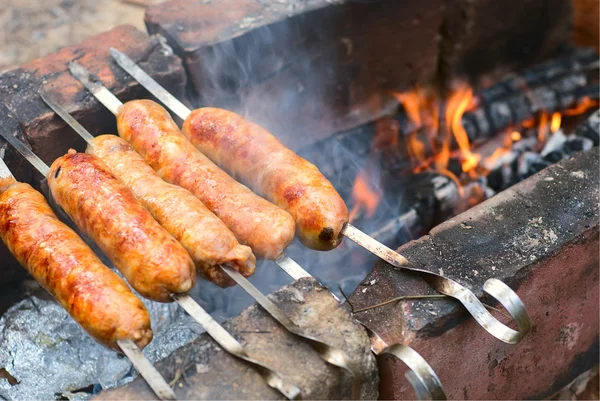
(349, 148, 599, 399)
(0, 25, 186, 166)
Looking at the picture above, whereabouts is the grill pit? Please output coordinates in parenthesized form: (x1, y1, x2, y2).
(0, 0, 598, 399)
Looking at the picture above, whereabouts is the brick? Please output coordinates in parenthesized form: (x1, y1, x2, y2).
(348, 148, 599, 399)
(0, 25, 187, 167)
(145, 0, 442, 150)
(439, 0, 573, 86)
(94, 278, 378, 400)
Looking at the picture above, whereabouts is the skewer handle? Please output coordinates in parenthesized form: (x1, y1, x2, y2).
(117, 339, 177, 401)
(342, 223, 531, 344)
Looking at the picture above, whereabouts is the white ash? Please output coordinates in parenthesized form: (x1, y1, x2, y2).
(0, 295, 203, 400)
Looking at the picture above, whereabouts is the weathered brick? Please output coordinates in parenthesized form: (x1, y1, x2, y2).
(145, 0, 443, 150)
(0, 25, 187, 167)
(349, 148, 599, 399)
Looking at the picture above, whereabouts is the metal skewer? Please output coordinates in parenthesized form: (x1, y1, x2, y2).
(67, 60, 362, 396)
(40, 93, 302, 400)
(109, 47, 532, 345)
(0, 135, 176, 401)
(104, 49, 453, 399)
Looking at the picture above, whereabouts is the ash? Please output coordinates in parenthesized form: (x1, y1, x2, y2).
(0, 294, 202, 400)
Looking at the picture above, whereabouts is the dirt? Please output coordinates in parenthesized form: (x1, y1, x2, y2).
(0, 0, 160, 72)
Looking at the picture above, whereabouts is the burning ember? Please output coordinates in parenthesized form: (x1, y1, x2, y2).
(349, 82, 598, 222)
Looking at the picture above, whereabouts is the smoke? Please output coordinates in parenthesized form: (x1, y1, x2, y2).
(182, 3, 412, 314)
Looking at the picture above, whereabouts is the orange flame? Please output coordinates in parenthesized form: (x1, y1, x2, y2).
(564, 96, 599, 116)
(445, 86, 480, 172)
(394, 90, 423, 128)
(510, 131, 522, 141)
(550, 112, 562, 132)
(349, 171, 382, 222)
(537, 112, 549, 144)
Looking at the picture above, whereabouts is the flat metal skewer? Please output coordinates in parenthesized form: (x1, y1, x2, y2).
(341, 223, 532, 344)
(0, 133, 176, 401)
(67, 60, 363, 393)
(109, 47, 531, 345)
(40, 93, 301, 400)
(107, 50, 456, 398)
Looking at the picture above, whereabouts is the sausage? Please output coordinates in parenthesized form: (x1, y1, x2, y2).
(0, 180, 152, 350)
(116, 100, 296, 259)
(86, 134, 256, 287)
(182, 108, 349, 251)
(47, 150, 195, 302)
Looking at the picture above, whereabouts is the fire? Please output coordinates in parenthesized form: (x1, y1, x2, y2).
(349, 171, 382, 222)
(564, 96, 599, 116)
(445, 86, 480, 172)
(550, 112, 562, 132)
(537, 112, 549, 143)
(352, 81, 597, 222)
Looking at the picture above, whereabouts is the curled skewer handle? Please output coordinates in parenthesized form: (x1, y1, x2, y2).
(421, 273, 531, 344)
(380, 345, 447, 400)
(342, 223, 532, 344)
(367, 330, 446, 400)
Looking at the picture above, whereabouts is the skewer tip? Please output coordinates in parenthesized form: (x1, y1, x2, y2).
(68, 61, 91, 83)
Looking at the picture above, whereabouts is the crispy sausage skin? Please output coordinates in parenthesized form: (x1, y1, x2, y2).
(182, 108, 349, 251)
(47, 150, 195, 302)
(0, 181, 152, 350)
(87, 135, 256, 286)
(116, 100, 296, 259)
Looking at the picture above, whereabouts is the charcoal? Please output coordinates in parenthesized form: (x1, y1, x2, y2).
(573, 109, 600, 145)
(507, 95, 533, 125)
(487, 101, 514, 133)
(563, 136, 594, 155)
(529, 87, 560, 113)
(518, 152, 551, 179)
(543, 150, 565, 164)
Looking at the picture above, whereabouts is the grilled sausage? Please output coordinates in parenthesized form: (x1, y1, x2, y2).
(86, 134, 256, 286)
(0, 180, 152, 350)
(182, 108, 349, 251)
(116, 100, 296, 259)
(47, 150, 195, 302)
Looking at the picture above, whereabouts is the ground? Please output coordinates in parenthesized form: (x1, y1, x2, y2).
(0, 0, 160, 72)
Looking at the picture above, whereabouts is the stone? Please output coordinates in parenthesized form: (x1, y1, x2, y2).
(95, 278, 378, 400)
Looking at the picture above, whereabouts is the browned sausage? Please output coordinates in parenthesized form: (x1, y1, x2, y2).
(182, 108, 349, 251)
(0, 180, 152, 350)
(47, 150, 195, 302)
(116, 100, 296, 259)
(86, 134, 256, 286)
